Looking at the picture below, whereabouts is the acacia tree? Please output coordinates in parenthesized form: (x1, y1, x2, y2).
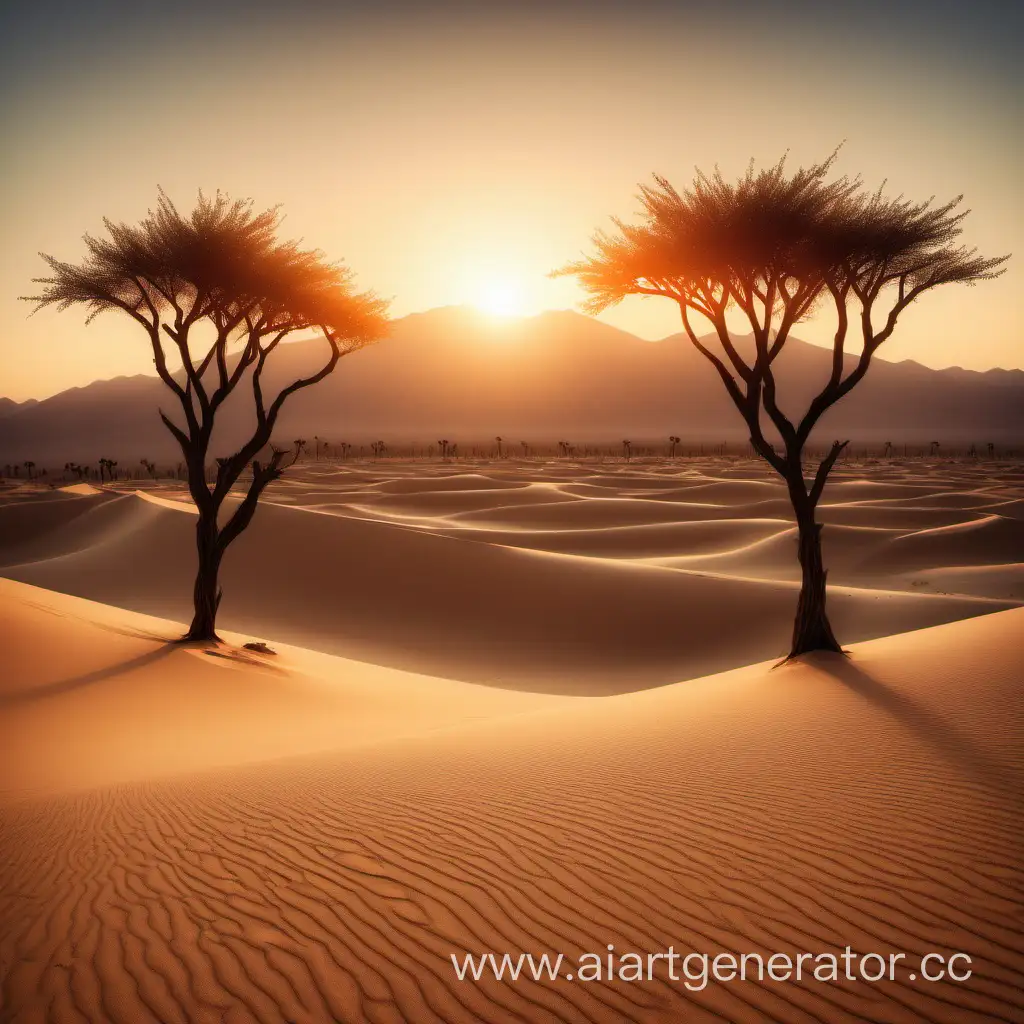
(558, 154, 1006, 657)
(27, 191, 388, 641)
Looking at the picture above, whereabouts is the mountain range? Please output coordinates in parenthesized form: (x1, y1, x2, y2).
(1, 307, 1021, 464)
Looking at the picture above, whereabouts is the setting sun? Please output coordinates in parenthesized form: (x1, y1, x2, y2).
(475, 278, 528, 318)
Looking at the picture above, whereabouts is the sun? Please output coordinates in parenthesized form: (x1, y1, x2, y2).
(475, 278, 527, 318)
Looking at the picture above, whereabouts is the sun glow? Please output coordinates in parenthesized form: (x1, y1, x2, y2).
(475, 278, 528, 318)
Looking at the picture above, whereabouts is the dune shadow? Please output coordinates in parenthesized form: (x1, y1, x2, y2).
(811, 653, 1021, 796)
(1, 645, 176, 708)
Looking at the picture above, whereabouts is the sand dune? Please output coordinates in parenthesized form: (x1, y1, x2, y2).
(650, 522, 899, 579)
(858, 515, 1024, 574)
(376, 473, 532, 493)
(446, 496, 776, 528)
(1, 579, 1021, 1023)
(907, 563, 1024, 600)
(348, 483, 579, 518)
(0, 579, 569, 801)
(0, 482, 1014, 694)
(815, 503, 983, 529)
(433, 517, 791, 559)
(631, 478, 787, 503)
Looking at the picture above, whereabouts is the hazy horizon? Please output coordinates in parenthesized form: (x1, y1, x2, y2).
(1, 0, 1021, 401)
(3, 304, 1024, 405)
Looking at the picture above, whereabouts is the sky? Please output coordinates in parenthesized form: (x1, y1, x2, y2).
(0, 0, 1021, 400)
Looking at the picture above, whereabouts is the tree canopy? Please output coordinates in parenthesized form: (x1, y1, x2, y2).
(557, 152, 1007, 473)
(26, 189, 388, 492)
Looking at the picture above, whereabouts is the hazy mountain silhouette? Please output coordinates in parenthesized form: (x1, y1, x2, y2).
(0, 397, 38, 419)
(1, 307, 1021, 462)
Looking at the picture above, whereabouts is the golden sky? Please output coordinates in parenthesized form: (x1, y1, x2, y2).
(1, 2, 1020, 400)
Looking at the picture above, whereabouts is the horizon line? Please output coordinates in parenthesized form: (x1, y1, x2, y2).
(3, 304, 1022, 404)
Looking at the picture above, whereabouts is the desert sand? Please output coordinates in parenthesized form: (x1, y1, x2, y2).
(1, 457, 1021, 692)
(1, 456, 1023, 1022)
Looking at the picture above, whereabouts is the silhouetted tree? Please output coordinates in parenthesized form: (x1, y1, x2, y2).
(98, 457, 117, 482)
(495, 435, 503, 458)
(558, 152, 1007, 657)
(23, 460, 35, 480)
(669, 435, 680, 457)
(929, 440, 940, 456)
(883, 440, 893, 458)
(622, 439, 632, 461)
(987, 442, 995, 458)
(520, 440, 529, 457)
(27, 190, 387, 641)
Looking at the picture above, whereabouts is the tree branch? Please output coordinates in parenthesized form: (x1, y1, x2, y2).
(809, 440, 849, 506)
(680, 303, 786, 474)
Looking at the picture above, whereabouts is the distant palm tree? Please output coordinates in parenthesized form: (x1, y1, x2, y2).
(668, 435, 680, 457)
(313, 434, 321, 461)
(622, 439, 632, 461)
(23, 460, 35, 480)
(929, 440, 940, 456)
(438, 439, 449, 459)
(520, 441, 529, 457)
(495, 436, 503, 458)
(883, 440, 893, 458)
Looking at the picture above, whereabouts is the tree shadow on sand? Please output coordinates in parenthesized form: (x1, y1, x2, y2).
(809, 653, 1021, 797)
(1, 645, 176, 708)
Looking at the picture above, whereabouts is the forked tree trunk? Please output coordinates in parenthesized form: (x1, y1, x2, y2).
(790, 506, 842, 657)
(184, 511, 223, 642)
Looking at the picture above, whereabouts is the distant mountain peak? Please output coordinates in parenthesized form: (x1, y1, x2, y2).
(1, 309, 1020, 462)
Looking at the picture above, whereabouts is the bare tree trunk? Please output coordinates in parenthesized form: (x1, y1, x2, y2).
(184, 511, 222, 642)
(790, 504, 842, 657)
